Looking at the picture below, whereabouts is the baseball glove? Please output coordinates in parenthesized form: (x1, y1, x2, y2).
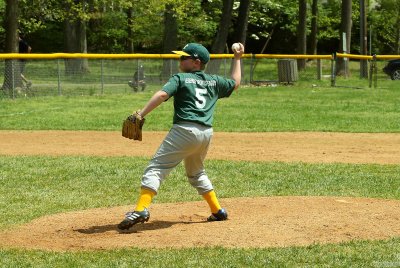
(122, 110, 145, 141)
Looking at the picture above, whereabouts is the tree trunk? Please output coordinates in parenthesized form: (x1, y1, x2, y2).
(232, 0, 251, 79)
(359, 0, 368, 78)
(208, 0, 234, 74)
(211, 0, 234, 53)
(64, 0, 89, 75)
(161, 3, 178, 81)
(64, 19, 89, 75)
(2, 0, 21, 92)
(308, 0, 318, 55)
(336, 0, 352, 76)
(64, 19, 77, 53)
(64, 19, 79, 75)
(233, 0, 251, 44)
(4, 0, 18, 53)
(297, 0, 307, 71)
(78, 19, 89, 71)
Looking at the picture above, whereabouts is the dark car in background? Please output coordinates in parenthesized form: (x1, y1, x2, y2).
(383, 59, 400, 80)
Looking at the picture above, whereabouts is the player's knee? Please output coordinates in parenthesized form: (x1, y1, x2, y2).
(141, 172, 162, 193)
(141, 180, 159, 193)
(187, 174, 213, 195)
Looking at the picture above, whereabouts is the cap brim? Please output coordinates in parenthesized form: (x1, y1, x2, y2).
(172, 51, 191, 56)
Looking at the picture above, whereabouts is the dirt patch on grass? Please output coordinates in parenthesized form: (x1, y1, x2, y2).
(1, 130, 400, 164)
(0, 196, 400, 251)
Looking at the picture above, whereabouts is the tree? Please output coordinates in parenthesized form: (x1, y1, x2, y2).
(64, 0, 89, 75)
(371, 0, 400, 54)
(4, 0, 18, 54)
(233, 0, 251, 45)
(336, 0, 352, 76)
(13, 0, 400, 59)
(297, 0, 307, 70)
(397, 3, 400, 54)
(211, 0, 234, 54)
(161, 3, 178, 80)
(207, 0, 234, 74)
(396, 1, 400, 54)
(245, 0, 297, 53)
(2, 0, 21, 92)
(359, 0, 368, 78)
(308, 0, 318, 54)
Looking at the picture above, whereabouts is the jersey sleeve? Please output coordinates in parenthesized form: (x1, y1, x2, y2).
(162, 75, 180, 96)
(216, 77, 236, 98)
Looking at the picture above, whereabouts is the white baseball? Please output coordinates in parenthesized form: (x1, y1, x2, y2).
(231, 43, 241, 52)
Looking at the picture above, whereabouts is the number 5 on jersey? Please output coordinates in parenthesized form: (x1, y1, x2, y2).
(195, 88, 207, 109)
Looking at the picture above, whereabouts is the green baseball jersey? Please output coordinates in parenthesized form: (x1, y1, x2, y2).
(162, 71, 235, 127)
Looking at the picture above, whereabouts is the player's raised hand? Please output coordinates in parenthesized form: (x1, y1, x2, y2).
(231, 42, 244, 58)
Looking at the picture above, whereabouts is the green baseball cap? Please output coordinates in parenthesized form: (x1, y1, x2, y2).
(173, 43, 210, 64)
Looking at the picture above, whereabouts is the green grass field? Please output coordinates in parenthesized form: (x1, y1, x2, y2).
(0, 85, 399, 132)
(1, 85, 400, 267)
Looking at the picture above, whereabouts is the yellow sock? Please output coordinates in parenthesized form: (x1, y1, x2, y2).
(135, 188, 156, 211)
(202, 190, 222, 214)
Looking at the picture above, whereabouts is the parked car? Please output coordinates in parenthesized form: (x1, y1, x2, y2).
(383, 59, 400, 80)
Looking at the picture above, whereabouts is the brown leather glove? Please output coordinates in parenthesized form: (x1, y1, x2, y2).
(122, 110, 145, 141)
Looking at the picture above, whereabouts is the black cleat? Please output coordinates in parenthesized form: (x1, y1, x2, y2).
(118, 208, 150, 230)
(207, 208, 228, 221)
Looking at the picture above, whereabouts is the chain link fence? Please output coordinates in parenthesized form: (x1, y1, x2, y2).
(0, 54, 398, 98)
(250, 56, 334, 86)
(0, 56, 253, 98)
(333, 54, 400, 89)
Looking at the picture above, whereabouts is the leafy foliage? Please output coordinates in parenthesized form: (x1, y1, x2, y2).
(370, 0, 400, 54)
(87, 12, 128, 53)
(1, 0, 400, 54)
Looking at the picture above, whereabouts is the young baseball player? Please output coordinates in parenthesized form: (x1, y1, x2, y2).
(118, 42, 244, 230)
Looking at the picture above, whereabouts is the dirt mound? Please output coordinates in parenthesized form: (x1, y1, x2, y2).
(1, 196, 400, 251)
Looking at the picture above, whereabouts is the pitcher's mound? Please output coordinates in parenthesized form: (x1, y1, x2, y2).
(1, 196, 400, 251)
